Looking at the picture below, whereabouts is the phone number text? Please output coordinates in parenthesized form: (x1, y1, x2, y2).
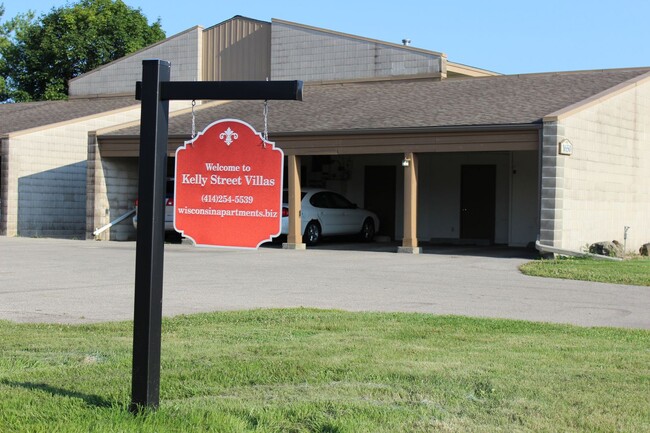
(201, 194, 254, 204)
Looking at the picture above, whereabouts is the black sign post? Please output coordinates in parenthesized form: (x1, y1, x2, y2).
(130, 59, 302, 412)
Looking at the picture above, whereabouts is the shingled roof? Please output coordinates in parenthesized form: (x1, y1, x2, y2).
(0, 96, 138, 136)
(102, 67, 650, 138)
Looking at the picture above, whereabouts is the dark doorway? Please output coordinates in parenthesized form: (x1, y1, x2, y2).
(460, 165, 496, 243)
(364, 166, 396, 239)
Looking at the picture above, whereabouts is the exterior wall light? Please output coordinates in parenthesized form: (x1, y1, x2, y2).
(559, 138, 573, 155)
(402, 157, 411, 167)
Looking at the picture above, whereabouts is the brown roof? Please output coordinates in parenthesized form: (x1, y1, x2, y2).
(102, 67, 650, 138)
(0, 96, 138, 136)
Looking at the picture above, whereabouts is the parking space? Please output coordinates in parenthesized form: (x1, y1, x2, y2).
(0, 236, 648, 329)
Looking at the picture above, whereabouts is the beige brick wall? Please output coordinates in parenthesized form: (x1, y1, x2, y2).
(69, 27, 202, 97)
(539, 121, 565, 247)
(271, 21, 442, 82)
(0, 137, 12, 235)
(87, 153, 139, 242)
(3, 108, 140, 238)
(86, 133, 107, 240)
(557, 81, 650, 253)
(104, 157, 139, 241)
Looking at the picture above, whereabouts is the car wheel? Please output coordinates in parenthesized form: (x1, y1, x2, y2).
(303, 221, 321, 246)
(360, 218, 375, 242)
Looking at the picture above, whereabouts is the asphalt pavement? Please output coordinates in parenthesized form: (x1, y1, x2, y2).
(0, 237, 648, 329)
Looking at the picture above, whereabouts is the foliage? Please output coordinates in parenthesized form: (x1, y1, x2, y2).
(0, 4, 4, 98)
(0, 0, 165, 102)
(520, 256, 650, 286)
(0, 6, 35, 102)
(1, 309, 649, 432)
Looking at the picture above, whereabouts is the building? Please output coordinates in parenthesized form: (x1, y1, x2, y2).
(2, 16, 649, 253)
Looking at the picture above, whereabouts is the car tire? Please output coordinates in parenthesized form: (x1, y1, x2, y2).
(360, 218, 375, 242)
(303, 221, 321, 246)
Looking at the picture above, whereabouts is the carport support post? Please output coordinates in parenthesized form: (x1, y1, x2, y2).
(283, 155, 305, 249)
(130, 59, 170, 411)
(398, 152, 421, 254)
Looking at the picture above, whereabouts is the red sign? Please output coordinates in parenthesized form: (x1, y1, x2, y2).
(174, 119, 284, 248)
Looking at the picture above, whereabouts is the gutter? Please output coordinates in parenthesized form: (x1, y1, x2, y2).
(97, 123, 543, 142)
(269, 123, 543, 138)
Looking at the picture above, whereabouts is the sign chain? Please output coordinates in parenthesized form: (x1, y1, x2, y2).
(191, 100, 197, 140)
(262, 100, 270, 148)
(262, 77, 270, 147)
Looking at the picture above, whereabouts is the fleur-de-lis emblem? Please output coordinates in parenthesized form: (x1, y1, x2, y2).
(219, 127, 239, 146)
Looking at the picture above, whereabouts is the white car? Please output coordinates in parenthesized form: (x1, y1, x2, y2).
(280, 188, 379, 245)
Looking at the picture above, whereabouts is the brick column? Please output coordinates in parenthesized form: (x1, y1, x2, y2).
(1, 137, 17, 236)
(539, 122, 565, 248)
(86, 133, 110, 240)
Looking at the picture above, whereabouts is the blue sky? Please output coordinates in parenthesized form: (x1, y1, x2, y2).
(3, 0, 649, 74)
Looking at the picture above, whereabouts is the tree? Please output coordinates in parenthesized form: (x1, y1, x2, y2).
(0, 4, 12, 100)
(0, 5, 5, 100)
(0, 0, 165, 102)
(0, 5, 36, 101)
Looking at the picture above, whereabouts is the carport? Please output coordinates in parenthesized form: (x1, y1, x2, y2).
(91, 77, 543, 250)
(91, 70, 648, 251)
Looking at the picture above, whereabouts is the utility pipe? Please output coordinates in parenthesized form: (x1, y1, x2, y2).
(93, 209, 136, 237)
(535, 240, 622, 261)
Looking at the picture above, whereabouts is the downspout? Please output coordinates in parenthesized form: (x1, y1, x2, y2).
(93, 209, 136, 237)
(536, 126, 543, 246)
(535, 239, 622, 261)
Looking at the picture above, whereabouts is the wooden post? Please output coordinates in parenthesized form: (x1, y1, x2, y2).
(398, 152, 421, 253)
(283, 155, 305, 249)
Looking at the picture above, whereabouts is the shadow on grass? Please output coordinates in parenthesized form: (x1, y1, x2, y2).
(1, 379, 112, 408)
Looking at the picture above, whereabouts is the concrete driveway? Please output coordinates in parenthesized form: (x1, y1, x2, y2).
(0, 237, 648, 329)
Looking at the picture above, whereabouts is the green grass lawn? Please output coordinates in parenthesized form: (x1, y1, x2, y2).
(520, 257, 650, 286)
(1, 309, 649, 432)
